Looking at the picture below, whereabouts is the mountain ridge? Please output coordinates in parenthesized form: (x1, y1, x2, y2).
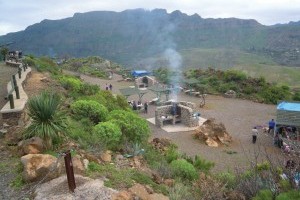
(0, 8, 299, 67)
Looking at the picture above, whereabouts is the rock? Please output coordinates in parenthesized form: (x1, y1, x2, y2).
(0, 129, 8, 134)
(144, 185, 154, 194)
(18, 137, 45, 155)
(3, 123, 10, 127)
(205, 138, 219, 147)
(83, 159, 89, 170)
(21, 154, 62, 182)
(100, 150, 112, 163)
(35, 175, 117, 200)
(149, 193, 169, 200)
(129, 183, 150, 200)
(72, 155, 85, 175)
(152, 172, 163, 184)
(164, 179, 175, 187)
(112, 191, 133, 200)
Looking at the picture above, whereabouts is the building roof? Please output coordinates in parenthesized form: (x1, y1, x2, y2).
(277, 101, 300, 112)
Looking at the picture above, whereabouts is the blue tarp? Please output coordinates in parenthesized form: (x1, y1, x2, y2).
(131, 70, 150, 77)
(277, 102, 300, 112)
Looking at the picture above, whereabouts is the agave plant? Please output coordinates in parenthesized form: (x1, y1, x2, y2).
(24, 91, 67, 149)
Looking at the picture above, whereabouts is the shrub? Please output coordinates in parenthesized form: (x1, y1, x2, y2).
(169, 183, 194, 200)
(165, 146, 180, 163)
(170, 159, 198, 181)
(276, 190, 300, 200)
(79, 83, 100, 96)
(107, 110, 150, 143)
(256, 161, 270, 171)
(252, 189, 273, 200)
(293, 92, 300, 101)
(192, 155, 215, 173)
(93, 121, 122, 150)
(224, 70, 247, 82)
(23, 91, 67, 149)
(59, 76, 82, 92)
(71, 100, 108, 123)
(216, 172, 236, 189)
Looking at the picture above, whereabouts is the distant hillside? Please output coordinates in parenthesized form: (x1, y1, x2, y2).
(0, 8, 299, 67)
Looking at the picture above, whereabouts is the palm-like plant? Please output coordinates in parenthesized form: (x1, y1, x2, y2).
(24, 91, 67, 149)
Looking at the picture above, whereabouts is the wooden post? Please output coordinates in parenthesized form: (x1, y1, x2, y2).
(8, 94, 14, 109)
(18, 68, 21, 79)
(12, 75, 17, 87)
(64, 150, 76, 192)
(15, 85, 20, 99)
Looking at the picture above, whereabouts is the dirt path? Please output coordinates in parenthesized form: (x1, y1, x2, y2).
(75, 71, 282, 172)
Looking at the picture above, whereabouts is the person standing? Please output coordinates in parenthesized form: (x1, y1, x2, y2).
(252, 127, 258, 144)
(144, 102, 148, 114)
(105, 83, 109, 91)
(268, 119, 276, 134)
(109, 84, 113, 91)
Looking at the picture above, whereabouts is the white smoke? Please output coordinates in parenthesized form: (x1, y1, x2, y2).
(164, 48, 182, 101)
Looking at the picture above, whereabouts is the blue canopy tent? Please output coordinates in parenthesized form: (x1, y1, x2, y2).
(276, 101, 300, 153)
(131, 70, 150, 77)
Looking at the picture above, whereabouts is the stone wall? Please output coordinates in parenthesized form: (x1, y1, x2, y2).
(135, 76, 156, 88)
(155, 101, 198, 128)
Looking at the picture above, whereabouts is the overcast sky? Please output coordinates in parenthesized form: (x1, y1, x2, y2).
(1, 0, 300, 36)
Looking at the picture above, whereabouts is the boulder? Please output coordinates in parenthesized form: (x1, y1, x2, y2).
(149, 193, 169, 200)
(112, 191, 133, 200)
(35, 175, 117, 200)
(100, 150, 112, 163)
(71, 155, 85, 175)
(21, 154, 62, 182)
(128, 183, 150, 200)
(18, 137, 45, 155)
(195, 118, 232, 147)
(205, 138, 219, 147)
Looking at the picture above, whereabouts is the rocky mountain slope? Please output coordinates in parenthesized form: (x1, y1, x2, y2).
(1, 8, 299, 67)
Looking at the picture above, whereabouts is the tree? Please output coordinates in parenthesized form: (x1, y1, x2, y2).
(0, 47, 9, 61)
(23, 91, 67, 149)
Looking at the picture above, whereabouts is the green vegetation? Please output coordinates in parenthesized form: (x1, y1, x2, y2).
(170, 159, 198, 181)
(93, 121, 122, 150)
(71, 100, 108, 123)
(107, 110, 150, 143)
(23, 91, 67, 149)
(155, 67, 296, 104)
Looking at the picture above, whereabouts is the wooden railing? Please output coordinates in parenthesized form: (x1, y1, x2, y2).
(4, 62, 28, 109)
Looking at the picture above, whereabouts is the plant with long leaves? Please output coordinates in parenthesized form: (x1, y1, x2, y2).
(23, 91, 67, 149)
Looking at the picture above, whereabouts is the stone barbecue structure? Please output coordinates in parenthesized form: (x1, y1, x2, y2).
(155, 101, 199, 128)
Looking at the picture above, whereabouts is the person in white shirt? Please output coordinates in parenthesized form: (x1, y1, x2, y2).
(252, 127, 258, 144)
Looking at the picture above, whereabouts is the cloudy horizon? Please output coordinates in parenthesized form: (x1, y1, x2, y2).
(1, 0, 300, 36)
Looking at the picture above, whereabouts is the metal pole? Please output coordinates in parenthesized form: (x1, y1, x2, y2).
(15, 85, 20, 99)
(8, 94, 14, 109)
(64, 150, 76, 192)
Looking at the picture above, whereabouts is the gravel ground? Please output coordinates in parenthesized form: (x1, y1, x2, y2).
(75, 71, 283, 172)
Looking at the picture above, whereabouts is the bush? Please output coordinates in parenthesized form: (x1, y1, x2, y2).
(252, 189, 273, 200)
(191, 155, 215, 173)
(224, 70, 247, 82)
(79, 83, 100, 96)
(59, 76, 82, 92)
(170, 159, 198, 181)
(216, 172, 236, 189)
(165, 146, 180, 163)
(256, 161, 270, 171)
(93, 121, 122, 150)
(276, 190, 300, 200)
(107, 110, 150, 143)
(169, 183, 194, 200)
(71, 100, 108, 123)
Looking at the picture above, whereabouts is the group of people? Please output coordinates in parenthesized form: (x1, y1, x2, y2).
(252, 119, 276, 144)
(129, 100, 148, 113)
(105, 83, 113, 91)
